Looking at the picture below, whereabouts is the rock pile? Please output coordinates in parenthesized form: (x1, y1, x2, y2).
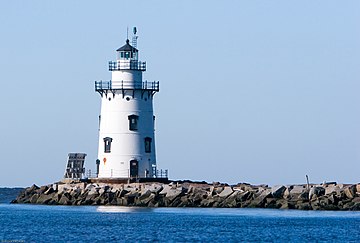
(12, 181, 360, 210)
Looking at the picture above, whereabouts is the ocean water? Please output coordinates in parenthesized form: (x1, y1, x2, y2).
(1, 204, 360, 242)
(0, 188, 23, 204)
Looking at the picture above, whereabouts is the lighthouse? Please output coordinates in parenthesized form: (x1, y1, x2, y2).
(95, 31, 159, 179)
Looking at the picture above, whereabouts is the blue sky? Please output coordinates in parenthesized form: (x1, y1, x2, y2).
(0, 1, 359, 187)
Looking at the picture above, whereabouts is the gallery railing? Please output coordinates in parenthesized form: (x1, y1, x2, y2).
(109, 61, 146, 71)
(95, 80, 159, 91)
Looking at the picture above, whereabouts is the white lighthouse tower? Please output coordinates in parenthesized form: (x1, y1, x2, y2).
(95, 31, 159, 179)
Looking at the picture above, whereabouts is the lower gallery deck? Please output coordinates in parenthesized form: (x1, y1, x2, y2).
(87, 177, 169, 184)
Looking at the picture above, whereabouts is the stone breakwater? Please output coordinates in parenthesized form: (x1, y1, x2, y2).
(12, 181, 360, 210)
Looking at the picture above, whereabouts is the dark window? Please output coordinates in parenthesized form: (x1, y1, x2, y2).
(145, 137, 152, 153)
(103, 137, 113, 153)
(120, 52, 124, 58)
(128, 115, 139, 131)
(125, 52, 130, 58)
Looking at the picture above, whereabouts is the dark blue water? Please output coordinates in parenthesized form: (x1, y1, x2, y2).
(1, 204, 360, 242)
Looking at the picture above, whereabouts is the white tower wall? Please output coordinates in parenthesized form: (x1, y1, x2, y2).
(97, 89, 156, 178)
(112, 70, 142, 83)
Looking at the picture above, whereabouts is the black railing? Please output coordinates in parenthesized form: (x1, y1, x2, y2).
(109, 61, 146, 71)
(95, 80, 159, 91)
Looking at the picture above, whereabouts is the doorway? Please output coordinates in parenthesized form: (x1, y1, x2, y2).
(130, 160, 138, 178)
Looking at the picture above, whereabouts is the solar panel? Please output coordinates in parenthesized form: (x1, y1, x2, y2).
(64, 153, 87, 179)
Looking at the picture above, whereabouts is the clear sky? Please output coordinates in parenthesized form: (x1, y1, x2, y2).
(0, 1, 359, 187)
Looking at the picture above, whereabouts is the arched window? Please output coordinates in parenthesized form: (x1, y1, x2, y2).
(103, 137, 113, 153)
(128, 115, 139, 131)
(145, 137, 152, 153)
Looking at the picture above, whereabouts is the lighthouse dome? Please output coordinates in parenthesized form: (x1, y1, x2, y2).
(116, 39, 138, 60)
(116, 39, 138, 52)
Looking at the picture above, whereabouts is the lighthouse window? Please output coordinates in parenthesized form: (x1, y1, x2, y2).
(125, 52, 130, 59)
(128, 115, 139, 131)
(145, 137, 152, 153)
(103, 137, 113, 153)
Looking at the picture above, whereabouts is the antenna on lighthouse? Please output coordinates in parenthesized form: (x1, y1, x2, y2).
(132, 27, 138, 48)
